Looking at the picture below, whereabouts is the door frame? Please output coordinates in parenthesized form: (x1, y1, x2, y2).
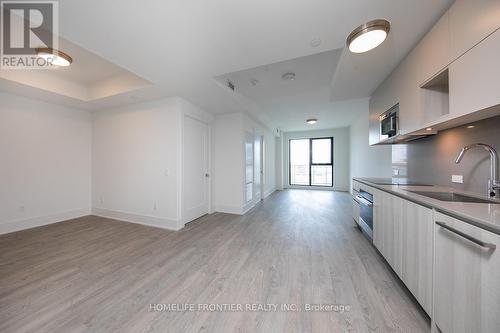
(178, 112, 213, 228)
(252, 131, 265, 203)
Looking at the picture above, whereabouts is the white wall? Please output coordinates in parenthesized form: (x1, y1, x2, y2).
(213, 112, 277, 215)
(349, 109, 392, 190)
(282, 127, 351, 191)
(92, 97, 214, 230)
(92, 98, 180, 229)
(0, 92, 91, 234)
(213, 113, 244, 214)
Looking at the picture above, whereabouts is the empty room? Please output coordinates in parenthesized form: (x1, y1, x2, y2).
(1, 0, 500, 332)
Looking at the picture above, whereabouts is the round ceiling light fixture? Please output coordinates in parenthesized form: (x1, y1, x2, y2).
(306, 118, 318, 125)
(346, 19, 390, 54)
(282, 72, 296, 81)
(36, 48, 73, 67)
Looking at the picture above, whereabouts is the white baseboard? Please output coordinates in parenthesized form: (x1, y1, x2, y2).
(91, 207, 181, 231)
(215, 189, 276, 216)
(214, 204, 244, 215)
(263, 188, 276, 199)
(242, 201, 255, 214)
(0, 208, 90, 235)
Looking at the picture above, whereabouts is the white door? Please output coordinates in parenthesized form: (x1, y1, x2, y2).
(183, 116, 209, 223)
(254, 135, 262, 201)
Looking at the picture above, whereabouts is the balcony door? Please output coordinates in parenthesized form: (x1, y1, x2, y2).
(289, 137, 333, 187)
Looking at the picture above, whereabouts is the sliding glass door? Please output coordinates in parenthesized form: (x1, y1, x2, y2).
(289, 137, 333, 187)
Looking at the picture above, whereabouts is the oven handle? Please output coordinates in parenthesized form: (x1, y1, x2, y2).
(355, 195, 373, 207)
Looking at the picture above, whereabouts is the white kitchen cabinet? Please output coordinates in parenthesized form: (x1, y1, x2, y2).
(372, 188, 404, 278)
(369, 0, 500, 145)
(352, 180, 361, 193)
(401, 200, 433, 315)
(433, 212, 500, 333)
(352, 193, 360, 225)
(369, 51, 421, 142)
(384, 194, 404, 278)
(449, 28, 500, 118)
(414, 11, 451, 85)
(372, 188, 385, 252)
(369, 75, 401, 145)
(370, 184, 433, 314)
(449, 0, 500, 62)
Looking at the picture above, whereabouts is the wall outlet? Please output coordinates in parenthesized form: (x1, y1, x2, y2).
(452, 175, 464, 184)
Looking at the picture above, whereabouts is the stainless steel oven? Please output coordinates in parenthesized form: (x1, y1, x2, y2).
(354, 189, 373, 241)
(380, 104, 399, 139)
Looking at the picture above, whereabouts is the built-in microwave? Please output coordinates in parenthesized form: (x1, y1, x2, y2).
(380, 104, 399, 139)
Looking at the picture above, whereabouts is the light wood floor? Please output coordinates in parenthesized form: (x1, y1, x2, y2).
(0, 190, 429, 333)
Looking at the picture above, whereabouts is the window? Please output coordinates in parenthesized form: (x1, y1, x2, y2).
(289, 137, 333, 187)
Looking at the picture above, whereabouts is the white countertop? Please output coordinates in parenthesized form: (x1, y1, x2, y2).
(353, 178, 500, 235)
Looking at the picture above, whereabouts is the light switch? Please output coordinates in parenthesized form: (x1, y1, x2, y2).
(452, 175, 463, 184)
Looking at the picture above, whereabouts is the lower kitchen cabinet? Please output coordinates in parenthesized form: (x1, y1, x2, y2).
(433, 212, 500, 333)
(352, 192, 360, 225)
(373, 187, 433, 314)
(401, 200, 433, 315)
(374, 190, 403, 278)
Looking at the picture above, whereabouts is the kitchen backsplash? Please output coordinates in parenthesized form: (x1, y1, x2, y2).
(392, 115, 500, 195)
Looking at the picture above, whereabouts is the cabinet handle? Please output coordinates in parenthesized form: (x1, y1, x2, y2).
(436, 221, 496, 250)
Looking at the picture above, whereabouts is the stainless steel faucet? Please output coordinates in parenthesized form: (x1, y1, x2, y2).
(455, 143, 500, 197)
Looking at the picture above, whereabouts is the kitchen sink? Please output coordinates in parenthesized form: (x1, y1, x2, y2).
(407, 191, 499, 204)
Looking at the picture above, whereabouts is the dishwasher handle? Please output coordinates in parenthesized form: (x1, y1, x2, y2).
(436, 221, 496, 250)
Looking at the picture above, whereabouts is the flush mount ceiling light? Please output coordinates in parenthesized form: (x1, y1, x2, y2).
(346, 19, 390, 54)
(306, 118, 318, 125)
(282, 72, 296, 81)
(35, 48, 73, 67)
(426, 127, 433, 131)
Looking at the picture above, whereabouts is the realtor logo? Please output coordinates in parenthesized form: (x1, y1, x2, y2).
(1, 0, 58, 69)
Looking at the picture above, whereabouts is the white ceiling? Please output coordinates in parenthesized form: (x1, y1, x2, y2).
(214, 50, 367, 131)
(0, 0, 454, 131)
(46, 39, 126, 85)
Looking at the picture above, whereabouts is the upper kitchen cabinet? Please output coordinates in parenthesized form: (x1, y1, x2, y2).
(369, 64, 405, 145)
(369, 11, 451, 144)
(369, 0, 500, 145)
(449, 0, 500, 62)
(414, 11, 451, 85)
(449, 28, 500, 117)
